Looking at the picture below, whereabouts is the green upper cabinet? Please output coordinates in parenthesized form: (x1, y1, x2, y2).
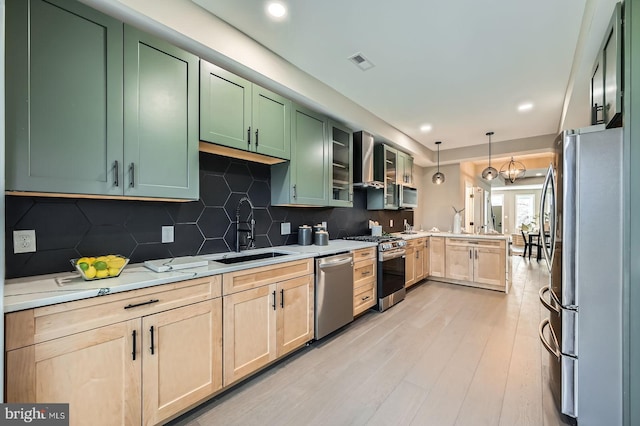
(6, 0, 124, 196)
(5, 0, 199, 200)
(123, 26, 199, 199)
(271, 104, 328, 206)
(329, 120, 353, 207)
(200, 61, 291, 160)
(397, 151, 414, 187)
(370, 144, 399, 210)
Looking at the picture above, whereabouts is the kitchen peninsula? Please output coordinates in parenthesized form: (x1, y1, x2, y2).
(394, 232, 511, 293)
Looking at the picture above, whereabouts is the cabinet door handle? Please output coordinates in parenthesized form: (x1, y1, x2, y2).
(280, 288, 284, 308)
(113, 161, 119, 187)
(362, 295, 370, 301)
(129, 163, 135, 188)
(293, 184, 297, 199)
(475, 249, 478, 260)
(361, 270, 371, 276)
(255, 128, 259, 147)
(149, 325, 155, 355)
(132, 330, 137, 361)
(247, 126, 251, 149)
(416, 251, 419, 259)
(124, 299, 159, 310)
(469, 249, 472, 259)
(272, 290, 276, 310)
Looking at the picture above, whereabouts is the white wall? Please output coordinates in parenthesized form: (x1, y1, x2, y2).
(419, 164, 464, 232)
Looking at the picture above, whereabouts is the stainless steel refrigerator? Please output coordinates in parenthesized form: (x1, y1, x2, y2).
(538, 125, 623, 425)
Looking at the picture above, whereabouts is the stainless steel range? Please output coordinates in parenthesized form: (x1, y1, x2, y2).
(344, 236, 407, 312)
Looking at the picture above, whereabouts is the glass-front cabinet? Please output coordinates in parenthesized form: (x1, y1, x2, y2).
(370, 144, 399, 209)
(329, 121, 353, 207)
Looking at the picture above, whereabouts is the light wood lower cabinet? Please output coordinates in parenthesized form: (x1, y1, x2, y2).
(223, 284, 276, 386)
(142, 299, 222, 426)
(429, 237, 445, 277)
(406, 238, 427, 288)
(352, 247, 377, 315)
(8, 320, 141, 425)
(222, 259, 314, 387)
(5, 277, 223, 426)
(443, 238, 507, 291)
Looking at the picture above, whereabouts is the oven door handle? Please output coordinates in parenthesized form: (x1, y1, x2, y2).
(380, 250, 406, 261)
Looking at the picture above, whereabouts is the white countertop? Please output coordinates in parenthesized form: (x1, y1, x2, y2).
(391, 231, 510, 241)
(4, 240, 377, 313)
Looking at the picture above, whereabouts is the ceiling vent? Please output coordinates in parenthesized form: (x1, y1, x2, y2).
(348, 52, 375, 71)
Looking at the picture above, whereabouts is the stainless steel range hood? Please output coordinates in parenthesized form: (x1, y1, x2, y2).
(353, 131, 384, 189)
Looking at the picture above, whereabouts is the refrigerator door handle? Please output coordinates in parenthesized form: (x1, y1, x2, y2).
(539, 318, 561, 360)
(540, 164, 556, 272)
(539, 285, 560, 314)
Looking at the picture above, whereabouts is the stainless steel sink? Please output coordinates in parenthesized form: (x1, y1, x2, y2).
(204, 251, 293, 265)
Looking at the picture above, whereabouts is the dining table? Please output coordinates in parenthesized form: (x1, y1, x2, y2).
(525, 230, 551, 261)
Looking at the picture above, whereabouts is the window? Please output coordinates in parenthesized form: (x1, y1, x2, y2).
(515, 194, 536, 229)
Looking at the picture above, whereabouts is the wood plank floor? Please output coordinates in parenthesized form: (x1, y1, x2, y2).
(170, 256, 572, 426)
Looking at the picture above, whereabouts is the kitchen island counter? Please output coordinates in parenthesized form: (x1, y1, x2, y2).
(4, 240, 377, 313)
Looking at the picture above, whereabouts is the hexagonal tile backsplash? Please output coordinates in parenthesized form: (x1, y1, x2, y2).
(5, 152, 413, 279)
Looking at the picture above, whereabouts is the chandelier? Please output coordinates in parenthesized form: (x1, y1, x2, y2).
(499, 157, 527, 183)
(432, 141, 445, 184)
(481, 131, 498, 180)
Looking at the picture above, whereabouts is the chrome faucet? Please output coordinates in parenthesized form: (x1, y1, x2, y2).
(235, 196, 256, 252)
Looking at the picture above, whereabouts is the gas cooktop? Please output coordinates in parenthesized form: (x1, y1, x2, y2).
(343, 235, 400, 243)
(343, 235, 406, 251)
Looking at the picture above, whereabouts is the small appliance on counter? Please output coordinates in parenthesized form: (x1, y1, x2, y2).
(298, 225, 312, 245)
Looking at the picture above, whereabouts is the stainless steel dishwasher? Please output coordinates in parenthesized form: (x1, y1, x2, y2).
(315, 252, 354, 340)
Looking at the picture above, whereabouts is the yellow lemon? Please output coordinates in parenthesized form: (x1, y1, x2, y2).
(95, 256, 108, 263)
(77, 257, 90, 265)
(108, 267, 120, 277)
(96, 269, 109, 278)
(84, 266, 97, 279)
(88, 257, 96, 264)
(107, 254, 117, 260)
(108, 259, 125, 269)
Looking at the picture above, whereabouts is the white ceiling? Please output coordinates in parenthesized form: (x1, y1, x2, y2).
(189, 0, 611, 155)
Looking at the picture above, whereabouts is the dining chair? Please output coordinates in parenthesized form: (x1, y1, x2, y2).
(521, 230, 530, 258)
(529, 232, 542, 260)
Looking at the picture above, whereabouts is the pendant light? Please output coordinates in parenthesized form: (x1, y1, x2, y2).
(481, 131, 498, 181)
(499, 157, 527, 183)
(432, 141, 445, 184)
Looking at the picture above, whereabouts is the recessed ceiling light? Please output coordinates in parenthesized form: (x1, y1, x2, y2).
(536, 172, 543, 176)
(420, 124, 432, 132)
(518, 102, 534, 112)
(267, 2, 287, 18)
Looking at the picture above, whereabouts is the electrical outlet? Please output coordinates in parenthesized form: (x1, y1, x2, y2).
(390, 219, 394, 227)
(281, 222, 291, 235)
(14, 230, 36, 254)
(161, 226, 174, 243)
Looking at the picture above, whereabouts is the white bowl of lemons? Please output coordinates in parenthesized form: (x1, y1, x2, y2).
(72, 255, 129, 280)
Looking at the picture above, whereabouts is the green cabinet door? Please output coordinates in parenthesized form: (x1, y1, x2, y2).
(200, 61, 252, 151)
(252, 86, 291, 159)
(271, 104, 328, 206)
(123, 26, 199, 200)
(200, 60, 291, 160)
(6, 0, 123, 195)
(328, 120, 353, 207)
